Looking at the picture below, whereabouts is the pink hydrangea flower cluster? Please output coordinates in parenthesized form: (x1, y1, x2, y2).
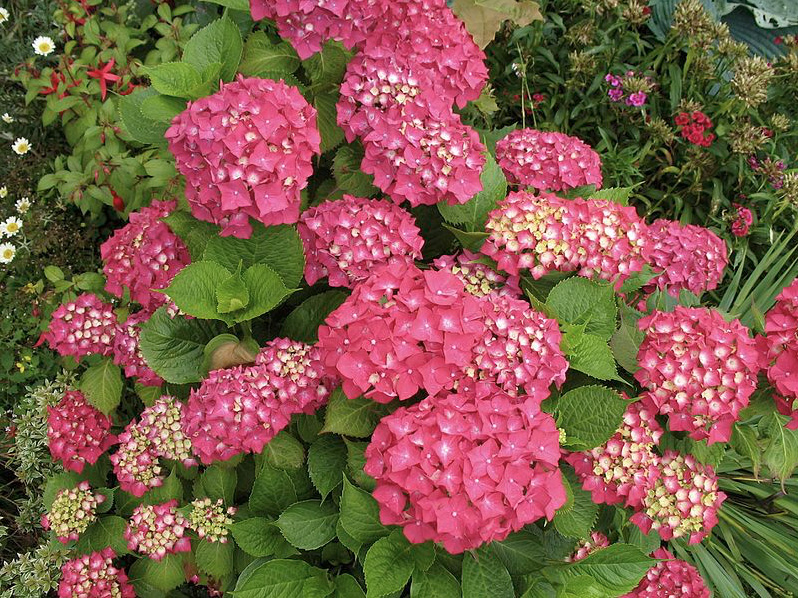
(183, 338, 333, 464)
(432, 251, 521, 298)
(635, 307, 761, 444)
(364, 383, 566, 553)
(566, 531, 610, 562)
(645, 219, 728, 297)
(622, 548, 711, 598)
(482, 191, 649, 284)
(495, 129, 603, 191)
(44, 293, 118, 359)
(110, 395, 195, 496)
(566, 400, 663, 508)
(100, 200, 190, 310)
(630, 451, 726, 544)
(188, 498, 237, 543)
(166, 76, 320, 238)
(124, 500, 191, 560)
(763, 277, 798, 427)
(47, 390, 116, 473)
(42, 481, 104, 543)
(58, 548, 135, 598)
(298, 195, 424, 288)
(112, 310, 162, 386)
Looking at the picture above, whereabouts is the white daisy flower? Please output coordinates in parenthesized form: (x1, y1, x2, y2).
(0, 8, 9, 25)
(2, 216, 22, 236)
(0, 243, 15, 264)
(1, 113, 13, 123)
(0, 186, 6, 198)
(12, 137, 30, 155)
(15, 197, 31, 214)
(32, 36, 55, 57)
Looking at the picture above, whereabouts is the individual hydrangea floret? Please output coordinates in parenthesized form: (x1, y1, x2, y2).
(58, 548, 135, 598)
(432, 251, 521, 298)
(166, 76, 321, 238)
(42, 481, 105, 543)
(566, 399, 663, 508)
(44, 293, 119, 359)
(622, 548, 711, 598)
(100, 200, 190, 310)
(566, 532, 610, 562)
(184, 339, 333, 464)
(188, 498, 237, 543)
(47, 390, 116, 473)
(298, 195, 424, 288)
(495, 129, 603, 191)
(636, 307, 761, 444)
(630, 451, 726, 544)
(364, 383, 566, 553)
(112, 310, 162, 387)
(763, 277, 798, 426)
(645, 219, 728, 297)
(482, 191, 649, 284)
(125, 500, 191, 560)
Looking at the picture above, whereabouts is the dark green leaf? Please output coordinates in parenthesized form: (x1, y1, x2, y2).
(321, 388, 393, 437)
(437, 153, 506, 231)
(547, 278, 617, 341)
(195, 539, 234, 578)
(462, 547, 514, 598)
(557, 386, 628, 450)
(145, 62, 202, 98)
(75, 516, 129, 555)
(240, 32, 301, 76)
(277, 500, 339, 550)
(410, 563, 461, 598)
(79, 358, 122, 415)
(118, 87, 169, 145)
(308, 435, 348, 499)
(163, 261, 232, 320)
(364, 530, 416, 598)
(281, 290, 349, 342)
(339, 476, 389, 545)
(231, 517, 294, 558)
(233, 559, 333, 598)
(183, 17, 243, 83)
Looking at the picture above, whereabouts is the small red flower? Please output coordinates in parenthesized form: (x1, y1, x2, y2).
(87, 58, 121, 100)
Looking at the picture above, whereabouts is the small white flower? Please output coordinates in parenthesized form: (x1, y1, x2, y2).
(12, 137, 30, 155)
(0, 186, 6, 198)
(0, 8, 9, 25)
(1, 113, 13, 124)
(32, 36, 55, 57)
(0, 243, 15, 264)
(2, 217, 22, 237)
(15, 197, 31, 214)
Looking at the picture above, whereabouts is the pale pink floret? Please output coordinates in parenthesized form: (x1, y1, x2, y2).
(566, 399, 663, 508)
(630, 451, 726, 545)
(47, 390, 116, 473)
(112, 310, 162, 386)
(433, 251, 521, 298)
(635, 307, 761, 444)
(100, 200, 190, 310)
(566, 532, 611, 562)
(646, 219, 728, 297)
(42, 481, 105, 543)
(44, 293, 119, 359)
(622, 548, 711, 597)
(364, 382, 566, 553)
(482, 191, 649, 285)
(495, 129, 603, 192)
(165, 76, 320, 238)
(125, 500, 192, 560)
(298, 195, 424, 288)
(58, 548, 135, 598)
(183, 339, 333, 464)
(763, 277, 798, 427)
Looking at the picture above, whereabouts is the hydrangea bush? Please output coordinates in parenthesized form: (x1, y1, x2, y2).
(20, 0, 798, 596)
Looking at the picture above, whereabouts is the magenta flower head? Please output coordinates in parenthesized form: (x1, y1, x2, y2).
(58, 548, 135, 598)
(360, 93, 485, 207)
(433, 251, 521, 298)
(622, 548, 711, 597)
(730, 203, 753, 237)
(112, 310, 162, 387)
(566, 399, 663, 508)
(630, 451, 726, 544)
(47, 390, 116, 473)
(44, 293, 119, 360)
(364, 382, 566, 553)
(298, 195, 424, 288)
(625, 91, 648, 107)
(495, 129, 603, 191)
(482, 191, 649, 285)
(42, 481, 105, 543)
(646, 219, 728, 297)
(125, 500, 192, 560)
(764, 278, 798, 418)
(635, 307, 762, 444)
(165, 76, 321, 238)
(566, 532, 610, 562)
(100, 199, 190, 310)
(184, 339, 333, 464)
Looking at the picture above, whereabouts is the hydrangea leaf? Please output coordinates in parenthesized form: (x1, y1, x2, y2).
(461, 546, 514, 598)
(610, 303, 645, 374)
(562, 331, 624, 383)
(161, 211, 220, 260)
(202, 0, 249, 9)
(321, 388, 394, 437)
(257, 431, 306, 471)
(363, 530, 416, 598)
(492, 527, 546, 576)
(344, 439, 376, 491)
(303, 41, 353, 89)
(249, 464, 315, 517)
(589, 186, 634, 206)
(240, 32, 301, 77)
(547, 277, 617, 341)
(198, 465, 237, 504)
(281, 291, 350, 343)
(231, 263, 294, 323)
(553, 469, 600, 539)
(233, 558, 333, 598)
(550, 543, 654, 596)
(196, 538, 234, 579)
(314, 92, 346, 153)
(216, 268, 250, 313)
(79, 357, 122, 415)
(183, 16, 243, 83)
(556, 385, 628, 450)
(140, 94, 187, 124)
(144, 62, 202, 98)
(335, 574, 367, 598)
(118, 87, 169, 145)
(231, 517, 297, 558)
(410, 563, 461, 598)
(437, 153, 506, 231)
(163, 261, 232, 320)
(333, 144, 379, 197)
(129, 554, 186, 593)
(339, 476, 390, 545)
(277, 499, 339, 550)
(308, 434, 348, 499)
(761, 412, 798, 483)
(441, 223, 489, 252)
(74, 515, 129, 556)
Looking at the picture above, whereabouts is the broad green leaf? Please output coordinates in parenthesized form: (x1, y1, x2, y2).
(277, 500, 339, 550)
(563, 332, 623, 382)
(75, 516, 129, 555)
(145, 62, 202, 98)
(43, 472, 81, 510)
(461, 547, 514, 598)
(216, 268, 250, 313)
(322, 388, 393, 437)
(258, 431, 306, 471)
(240, 32, 301, 77)
(547, 278, 617, 340)
(249, 464, 314, 517)
(364, 530, 416, 598)
(410, 563, 461, 598)
(333, 144, 378, 197)
(442, 223, 489, 252)
(492, 528, 546, 576)
(139, 307, 225, 384)
(315, 92, 345, 152)
(183, 16, 243, 82)
(129, 554, 185, 592)
(589, 186, 633, 206)
(231, 263, 293, 323)
(281, 290, 349, 342)
(118, 87, 169, 145)
(308, 435, 348, 499)
(610, 303, 644, 374)
(161, 211, 220, 259)
(339, 476, 389, 545)
(345, 439, 375, 491)
(437, 153, 506, 231)
(140, 93, 187, 123)
(163, 261, 232, 320)
(79, 358, 122, 414)
(557, 386, 628, 450)
(761, 412, 798, 483)
(199, 465, 237, 504)
(202, 0, 248, 8)
(303, 41, 352, 88)
(554, 469, 600, 538)
(336, 518, 364, 555)
(231, 517, 295, 558)
(730, 423, 761, 477)
(335, 574, 367, 598)
(554, 543, 653, 596)
(233, 559, 333, 598)
(195, 539, 234, 579)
